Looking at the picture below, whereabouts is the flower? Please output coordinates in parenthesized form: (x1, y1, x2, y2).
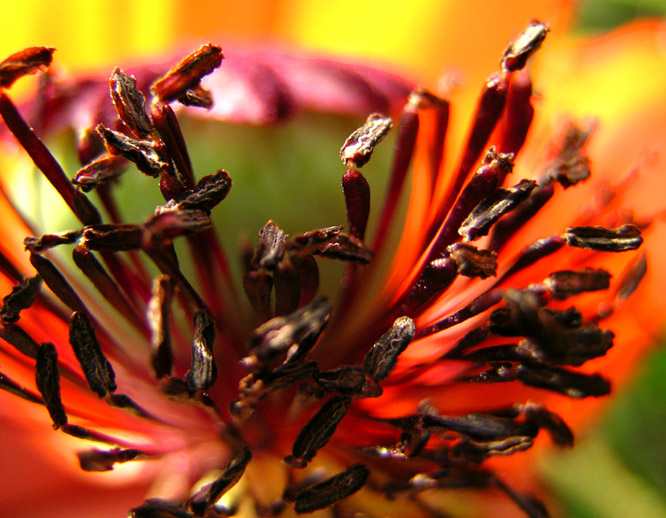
(1, 7, 666, 518)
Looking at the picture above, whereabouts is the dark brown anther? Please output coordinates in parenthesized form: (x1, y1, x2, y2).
(313, 366, 382, 398)
(30, 252, 87, 313)
(294, 463, 370, 513)
(81, 224, 143, 251)
(250, 221, 286, 269)
(564, 224, 642, 252)
(129, 499, 194, 518)
(545, 152, 590, 188)
(151, 43, 224, 104)
(186, 311, 217, 391)
(24, 230, 81, 253)
(489, 185, 554, 251)
(72, 154, 128, 192)
(178, 84, 214, 109)
(313, 233, 373, 264)
(459, 179, 536, 241)
(188, 447, 251, 516)
(478, 363, 611, 398)
(541, 123, 593, 188)
(448, 243, 497, 278)
(428, 148, 512, 259)
(232, 361, 319, 420)
(0, 323, 40, 358)
(69, 311, 116, 397)
(35, 342, 68, 429)
(0, 46, 55, 88)
(342, 168, 370, 241)
(77, 447, 143, 472)
(109, 68, 153, 138)
(246, 297, 331, 365)
(340, 113, 393, 168)
(285, 226, 343, 258)
(96, 124, 168, 177)
(285, 395, 352, 468)
(147, 275, 174, 378)
(1, 275, 41, 323)
(501, 21, 549, 72)
(143, 209, 212, 244)
(364, 316, 415, 382)
(172, 170, 231, 211)
(546, 268, 611, 299)
(520, 402, 574, 447)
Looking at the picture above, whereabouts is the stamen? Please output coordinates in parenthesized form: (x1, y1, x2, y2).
(0, 371, 44, 404)
(35, 342, 68, 429)
(151, 43, 224, 104)
(293, 463, 370, 513)
(244, 297, 331, 367)
(0, 46, 54, 87)
(436, 73, 509, 228)
(30, 252, 87, 313)
(614, 252, 647, 302)
(109, 68, 153, 138)
(72, 246, 143, 332)
(77, 448, 145, 472)
(1, 274, 41, 323)
(545, 268, 611, 299)
(72, 154, 128, 192)
(0, 92, 101, 225)
(96, 124, 168, 178)
(69, 311, 117, 397)
(285, 395, 351, 468)
(372, 96, 419, 252)
(500, 21, 549, 72)
(459, 179, 536, 241)
(364, 316, 415, 382)
(150, 103, 195, 189)
(147, 275, 174, 378)
(128, 499, 192, 518)
(564, 224, 642, 251)
(0, 323, 40, 358)
(188, 447, 251, 516)
(24, 230, 81, 253)
(342, 167, 370, 240)
(428, 148, 513, 259)
(339, 113, 393, 169)
(186, 310, 217, 391)
(448, 243, 497, 278)
(488, 185, 554, 251)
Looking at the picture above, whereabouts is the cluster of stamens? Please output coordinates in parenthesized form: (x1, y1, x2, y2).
(0, 20, 649, 518)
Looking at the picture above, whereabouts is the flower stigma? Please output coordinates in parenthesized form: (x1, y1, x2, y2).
(0, 19, 657, 518)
